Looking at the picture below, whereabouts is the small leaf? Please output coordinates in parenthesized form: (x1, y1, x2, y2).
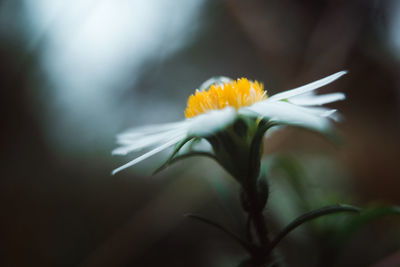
(185, 213, 255, 253)
(267, 204, 361, 253)
(333, 205, 400, 244)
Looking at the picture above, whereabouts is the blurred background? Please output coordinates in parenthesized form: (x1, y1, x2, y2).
(1, 0, 400, 266)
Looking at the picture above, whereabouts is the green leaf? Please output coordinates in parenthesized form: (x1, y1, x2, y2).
(185, 213, 255, 253)
(267, 204, 361, 253)
(333, 205, 400, 244)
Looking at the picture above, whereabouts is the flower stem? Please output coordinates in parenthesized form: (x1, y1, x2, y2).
(252, 211, 269, 247)
(243, 188, 275, 266)
(238, 123, 278, 266)
(246, 186, 269, 246)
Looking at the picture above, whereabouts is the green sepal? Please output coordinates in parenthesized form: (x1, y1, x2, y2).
(153, 150, 217, 175)
(208, 117, 273, 187)
(152, 136, 194, 175)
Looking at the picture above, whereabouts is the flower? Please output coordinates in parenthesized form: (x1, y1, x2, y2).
(112, 71, 347, 176)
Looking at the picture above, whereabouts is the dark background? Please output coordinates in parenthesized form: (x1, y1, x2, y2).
(1, 0, 400, 266)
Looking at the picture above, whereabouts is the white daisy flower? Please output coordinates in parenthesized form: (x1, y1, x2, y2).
(112, 71, 347, 176)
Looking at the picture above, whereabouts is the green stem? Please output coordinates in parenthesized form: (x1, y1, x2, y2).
(244, 189, 274, 266)
(241, 120, 275, 266)
(246, 187, 269, 247)
(246, 214, 253, 243)
(253, 212, 269, 246)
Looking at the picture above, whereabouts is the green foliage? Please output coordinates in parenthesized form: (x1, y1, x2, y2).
(333, 205, 400, 245)
(267, 204, 361, 253)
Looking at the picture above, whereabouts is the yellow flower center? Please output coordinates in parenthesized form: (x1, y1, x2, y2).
(184, 78, 267, 118)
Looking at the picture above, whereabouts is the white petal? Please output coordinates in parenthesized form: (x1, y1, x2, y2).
(117, 121, 188, 141)
(289, 92, 345, 106)
(112, 108, 236, 174)
(112, 128, 188, 155)
(188, 107, 237, 136)
(112, 134, 186, 175)
(117, 123, 190, 145)
(267, 71, 347, 102)
(290, 106, 342, 121)
(326, 110, 342, 122)
(244, 101, 331, 132)
(114, 119, 192, 155)
(292, 106, 334, 116)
